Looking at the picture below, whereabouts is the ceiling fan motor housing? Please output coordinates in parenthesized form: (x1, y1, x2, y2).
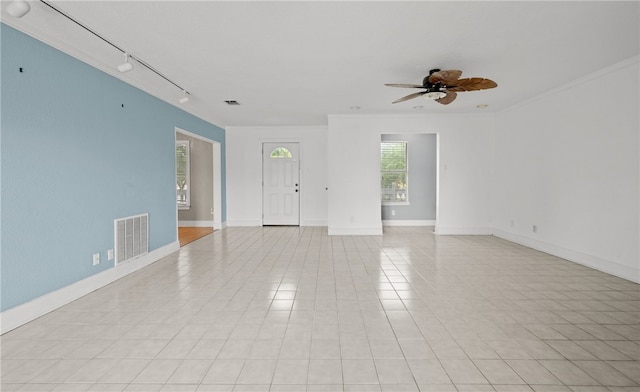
(423, 69, 444, 92)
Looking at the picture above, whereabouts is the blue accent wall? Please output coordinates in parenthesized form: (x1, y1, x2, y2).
(1, 24, 226, 311)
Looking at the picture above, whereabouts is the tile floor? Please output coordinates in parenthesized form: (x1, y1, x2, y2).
(1, 226, 639, 392)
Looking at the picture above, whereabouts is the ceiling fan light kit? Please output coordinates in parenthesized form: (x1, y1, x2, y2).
(386, 68, 497, 105)
(423, 91, 447, 100)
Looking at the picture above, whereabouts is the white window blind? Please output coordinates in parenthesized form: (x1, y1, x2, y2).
(176, 140, 190, 209)
(381, 141, 408, 203)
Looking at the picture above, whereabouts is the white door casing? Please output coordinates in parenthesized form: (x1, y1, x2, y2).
(263, 142, 300, 225)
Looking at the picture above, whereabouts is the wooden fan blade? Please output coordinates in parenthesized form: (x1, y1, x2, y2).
(447, 78, 497, 92)
(385, 83, 425, 88)
(428, 69, 462, 85)
(392, 91, 426, 104)
(436, 91, 457, 105)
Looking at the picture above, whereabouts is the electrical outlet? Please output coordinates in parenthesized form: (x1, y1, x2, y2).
(510, 219, 514, 228)
(532, 225, 537, 233)
(391, 210, 396, 216)
(107, 249, 114, 261)
(92, 253, 100, 266)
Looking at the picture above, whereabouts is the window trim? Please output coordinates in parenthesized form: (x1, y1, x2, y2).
(176, 140, 191, 210)
(381, 141, 409, 206)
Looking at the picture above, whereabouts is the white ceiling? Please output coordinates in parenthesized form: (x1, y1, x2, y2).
(2, 1, 639, 127)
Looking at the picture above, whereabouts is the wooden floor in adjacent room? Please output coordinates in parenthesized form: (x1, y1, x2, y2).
(178, 226, 214, 247)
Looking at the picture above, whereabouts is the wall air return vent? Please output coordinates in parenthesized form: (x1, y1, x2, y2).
(224, 100, 240, 105)
(114, 213, 148, 266)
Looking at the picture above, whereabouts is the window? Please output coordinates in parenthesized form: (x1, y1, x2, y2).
(381, 141, 408, 203)
(270, 147, 293, 159)
(176, 140, 190, 209)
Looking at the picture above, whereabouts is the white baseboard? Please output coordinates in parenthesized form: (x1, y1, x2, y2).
(178, 220, 214, 227)
(0, 241, 180, 335)
(494, 229, 640, 284)
(435, 226, 493, 235)
(213, 221, 225, 230)
(383, 220, 436, 227)
(226, 219, 262, 227)
(328, 226, 383, 236)
(301, 219, 328, 226)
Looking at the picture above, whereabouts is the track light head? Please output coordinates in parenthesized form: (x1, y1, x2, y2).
(7, 0, 31, 18)
(179, 91, 189, 104)
(118, 53, 133, 73)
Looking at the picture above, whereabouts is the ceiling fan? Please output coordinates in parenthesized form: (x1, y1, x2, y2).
(386, 69, 497, 105)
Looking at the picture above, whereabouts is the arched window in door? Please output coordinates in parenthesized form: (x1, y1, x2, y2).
(270, 147, 293, 159)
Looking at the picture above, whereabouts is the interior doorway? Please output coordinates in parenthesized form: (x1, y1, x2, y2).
(175, 127, 222, 245)
(262, 142, 300, 225)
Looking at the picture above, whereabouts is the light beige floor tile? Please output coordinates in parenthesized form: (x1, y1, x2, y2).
(66, 359, 120, 383)
(493, 385, 533, 391)
(455, 339, 500, 360)
(133, 359, 182, 383)
(473, 359, 525, 384)
(417, 384, 457, 392)
(201, 359, 245, 384)
(518, 340, 563, 360)
(506, 360, 562, 385)
(405, 359, 450, 384)
(572, 360, 637, 387)
(603, 341, 640, 360)
(342, 359, 378, 384)
(544, 340, 597, 360)
(440, 359, 488, 384)
(340, 340, 372, 359)
(607, 360, 640, 383)
(538, 360, 599, 386)
(235, 359, 276, 384)
(186, 340, 226, 360)
(156, 339, 199, 359)
(310, 339, 341, 359)
(168, 359, 215, 384)
(307, 359, 342, 384)
(4, 227, 639, 392)
(427, 339, 468, 359)
(272, 359, 308, 384)
(279, 339, 311, 359)
(454, 384, 496, 391)
(98, 358, 151, 383)
(373, 359, 414, 384)
(397, 339, 435, 359)
(573, 340, 632, 360)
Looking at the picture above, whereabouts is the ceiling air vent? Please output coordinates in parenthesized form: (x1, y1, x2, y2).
(224, 100, 240, 105)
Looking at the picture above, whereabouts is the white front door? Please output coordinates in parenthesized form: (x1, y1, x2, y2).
(263, 142, 300, 225)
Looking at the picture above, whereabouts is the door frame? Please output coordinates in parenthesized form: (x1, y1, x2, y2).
(174, 127, 223, 235)
(261, 139, 302, 226)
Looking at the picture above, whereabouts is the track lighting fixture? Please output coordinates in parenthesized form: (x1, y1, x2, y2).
(6, 0, 31, 18)
(117, 53, 133, 73)
(179, 91, 189, 104)
(32, 1, 191, 106)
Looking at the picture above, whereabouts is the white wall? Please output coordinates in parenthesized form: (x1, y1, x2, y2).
(327, 114, 496, 235)
(493, 57, 640, 283)
(226, 126, 328, 226)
